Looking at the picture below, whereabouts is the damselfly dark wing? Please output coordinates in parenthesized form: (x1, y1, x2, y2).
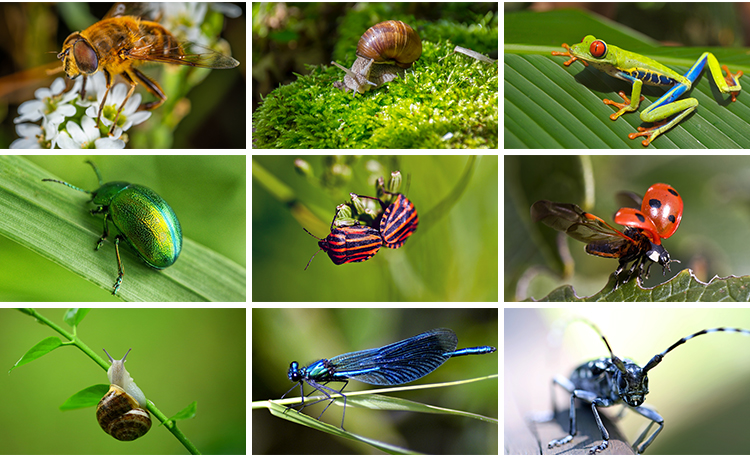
(327, 328, 459, 385)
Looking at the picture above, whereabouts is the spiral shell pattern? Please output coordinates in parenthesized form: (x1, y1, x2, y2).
(356, 20, 422, 68)
(97, 384, 152, 441)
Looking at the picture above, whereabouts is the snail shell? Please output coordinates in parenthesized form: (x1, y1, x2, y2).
(356, 20, 422, 68)
(97, 349, 151, 441)
(331, 20, 421, 94)
(97, 384, 152, 441)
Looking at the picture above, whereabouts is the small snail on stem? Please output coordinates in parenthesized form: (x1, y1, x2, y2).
(331, 20, 422, 94)
(97, 348, 151, 441)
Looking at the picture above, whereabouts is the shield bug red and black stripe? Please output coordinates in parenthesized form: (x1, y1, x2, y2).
(303, 208, 383, 270)
(355, 185, 418, 249)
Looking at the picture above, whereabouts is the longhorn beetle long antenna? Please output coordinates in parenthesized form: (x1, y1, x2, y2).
(568, 318, 632, 375)
(643, 328, 750, 373)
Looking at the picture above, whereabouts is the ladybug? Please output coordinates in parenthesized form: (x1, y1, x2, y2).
(531, 183, 683, 288)
(614, 183, 683, 245)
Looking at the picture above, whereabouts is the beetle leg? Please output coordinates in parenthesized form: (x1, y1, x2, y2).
(629, 404, 664, 454)
(112, 235, 125, 295)
(92, 206, 109, 250)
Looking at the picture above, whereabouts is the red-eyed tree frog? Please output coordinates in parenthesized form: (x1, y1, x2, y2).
(552, 35, 743, 147)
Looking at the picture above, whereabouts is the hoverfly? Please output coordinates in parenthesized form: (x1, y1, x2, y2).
(531, 184, 682, 288)
(57, 3, 240, 135)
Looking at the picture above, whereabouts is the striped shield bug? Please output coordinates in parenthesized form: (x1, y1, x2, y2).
(354, 179, 418, 249)
(303, 207, 383, 270)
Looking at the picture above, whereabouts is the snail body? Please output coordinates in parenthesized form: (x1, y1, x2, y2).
(331, 20, 422, 94)
(97, 349, 151, 441)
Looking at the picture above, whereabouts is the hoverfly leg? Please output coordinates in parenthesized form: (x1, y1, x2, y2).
(108, 71, 138, 135)
(79, 75, 88, 101)
(96, 70, 115, 130)
(130, 67, 166, 111)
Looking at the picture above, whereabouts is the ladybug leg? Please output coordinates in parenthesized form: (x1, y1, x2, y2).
(612, 260, 632, 289)
(642, 261, 654, 280)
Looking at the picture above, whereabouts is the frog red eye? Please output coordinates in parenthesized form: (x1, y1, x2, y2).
(590, 40, 607, 58)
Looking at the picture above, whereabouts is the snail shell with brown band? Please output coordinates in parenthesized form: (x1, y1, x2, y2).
(97, 348, 151, 441)
(331, 20, 422, 94)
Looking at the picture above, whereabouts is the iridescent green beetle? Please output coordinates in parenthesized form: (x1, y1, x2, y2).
(42, 161, 182, 295)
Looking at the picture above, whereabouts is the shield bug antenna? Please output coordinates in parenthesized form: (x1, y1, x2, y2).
(548, 318, 750, 454)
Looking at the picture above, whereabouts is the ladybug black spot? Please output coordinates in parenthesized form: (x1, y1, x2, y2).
(667, 188, 678, 197)
(648, 199, 662, 209)
(635, 212, 646, 223)
(668, 215, 676, 223)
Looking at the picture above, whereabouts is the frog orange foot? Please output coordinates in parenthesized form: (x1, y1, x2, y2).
(603, 92, 645, 120)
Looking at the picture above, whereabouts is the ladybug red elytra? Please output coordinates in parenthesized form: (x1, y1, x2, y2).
(614, 183, 683, 245)
(531, 183, 683, 288)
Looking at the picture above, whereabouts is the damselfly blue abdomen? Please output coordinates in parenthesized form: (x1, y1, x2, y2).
(281, 327, 496, 428)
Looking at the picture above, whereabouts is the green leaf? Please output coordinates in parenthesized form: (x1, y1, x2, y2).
(9, 337, 63, 373)
(63, 308, 90, 328)
(529, 269, 750, 302)
(60, 384, 109, 411)
(0, 156, 245, 302)
(504, 10, 750, 148)
(170, 401, 198, 421)
(257, 376, 497, 453)
(264, 401, 421, 454)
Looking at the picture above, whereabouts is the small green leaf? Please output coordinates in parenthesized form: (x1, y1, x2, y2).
(9, 337, 63, 373)
(60, 384, 109, 411)
(169, 401, 198, 421)
(63, 308, 90, 328)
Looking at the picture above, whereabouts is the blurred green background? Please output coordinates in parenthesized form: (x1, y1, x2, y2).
(506, 307, 750, 455)
(252, 155, 499, 302)
(505, 2, 750, 47)
(252, 307, 498, 454)
(505, 155, 750, 300)
(0, 155, 245, 301)
(0, 308, 246, 454)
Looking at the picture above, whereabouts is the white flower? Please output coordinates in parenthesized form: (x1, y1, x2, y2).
(9, 124, 43, 149)
(87, 82, 151, 135)
(13, 77, 80, 124)
(56, 117, 125, 149)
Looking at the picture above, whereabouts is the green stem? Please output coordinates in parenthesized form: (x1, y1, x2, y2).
(15, 308, 201, 455)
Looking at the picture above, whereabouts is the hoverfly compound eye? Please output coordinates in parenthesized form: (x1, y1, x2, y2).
(73, 39, 99, 74)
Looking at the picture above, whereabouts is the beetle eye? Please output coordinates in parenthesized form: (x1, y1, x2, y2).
(73, 39, 98, 74)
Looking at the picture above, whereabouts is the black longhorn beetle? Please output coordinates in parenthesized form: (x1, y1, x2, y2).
(548, 319, 750, 454)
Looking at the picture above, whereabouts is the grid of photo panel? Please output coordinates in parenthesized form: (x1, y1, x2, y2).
(0, 1, 504, 458)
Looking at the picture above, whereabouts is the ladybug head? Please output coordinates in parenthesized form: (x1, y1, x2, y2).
(646, 242, 679, 274)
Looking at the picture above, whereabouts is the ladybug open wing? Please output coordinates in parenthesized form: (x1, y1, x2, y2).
(531, 200, 632, 244)
(615, 191, 642, 210)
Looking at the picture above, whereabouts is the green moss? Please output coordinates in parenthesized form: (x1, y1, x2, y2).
(253, 14, 498, 149)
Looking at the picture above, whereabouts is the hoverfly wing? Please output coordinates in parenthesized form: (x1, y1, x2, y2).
(127, 41, 239, 69)
(105, 2, 159, 20)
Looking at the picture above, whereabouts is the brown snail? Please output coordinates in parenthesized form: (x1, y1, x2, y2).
(96, 348, 151, 441)
(331, 20, 422, 94)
